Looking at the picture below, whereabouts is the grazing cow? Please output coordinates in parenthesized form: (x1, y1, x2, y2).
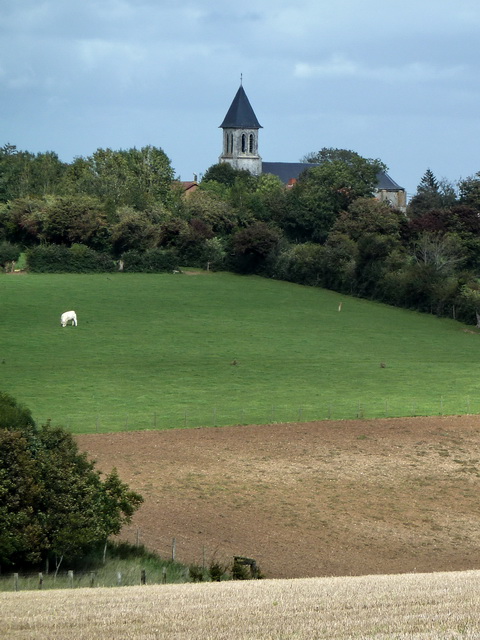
(60, 310, 77, 327)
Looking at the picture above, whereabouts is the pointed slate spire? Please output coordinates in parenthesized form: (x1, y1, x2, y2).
(220, 85, 262, 129)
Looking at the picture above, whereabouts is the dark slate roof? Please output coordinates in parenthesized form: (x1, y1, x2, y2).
(262, 162, 404, 191)
(220, 85, 262, 129)
(262, 162, 316, 183)
(376, 171, 403, 191)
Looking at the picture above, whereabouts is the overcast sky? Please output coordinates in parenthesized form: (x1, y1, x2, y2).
(2, 0, 480, 197)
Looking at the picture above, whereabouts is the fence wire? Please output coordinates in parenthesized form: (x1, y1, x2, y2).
(48, 397, 480, 434)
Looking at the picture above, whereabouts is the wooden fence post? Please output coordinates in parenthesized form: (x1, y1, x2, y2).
(356, 402, 363, 419)
(162, 567, 167, 584)
(38, 573, 43, 589)
(117, 571, 122, 586)
(14, 573, 18, 592)
(141, 569, 146, 585)
(68, 570, 74, 588)
(172, 538, 176, 562)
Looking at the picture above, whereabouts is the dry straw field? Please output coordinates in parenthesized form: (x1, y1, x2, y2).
(2, 570, 480, 639)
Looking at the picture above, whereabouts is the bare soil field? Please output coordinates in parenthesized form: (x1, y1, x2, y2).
(77, 415, 480, 579)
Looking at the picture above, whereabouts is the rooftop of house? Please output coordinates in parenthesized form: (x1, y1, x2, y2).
(261, 162, 404, 191)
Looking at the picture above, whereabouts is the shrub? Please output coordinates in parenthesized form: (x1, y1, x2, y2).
(229, 222, 283, 274)
(26, 244, 115, 273)
(274, 243, 325, 286)
(0, 391, 36, 434)
(231, 557, 262, 580)
(177, 236, 227, 270)
(121, 248, 178, 272)
(231, 559, 252, 580)
(0, 241, 21, 268)
(26, 244, 69, 272)
(189, 565, 206, 582)
(209, 561, 227, 582)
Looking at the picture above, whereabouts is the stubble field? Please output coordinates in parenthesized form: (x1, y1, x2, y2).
(77, 413, 480, 580)
(3, 571, 480, 639)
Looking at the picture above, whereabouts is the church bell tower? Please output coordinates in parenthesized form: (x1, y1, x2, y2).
(219, 83, 262, 175)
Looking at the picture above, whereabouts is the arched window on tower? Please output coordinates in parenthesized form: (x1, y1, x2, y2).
(241, 134, 246, 153)
(249, 134, 254, 153)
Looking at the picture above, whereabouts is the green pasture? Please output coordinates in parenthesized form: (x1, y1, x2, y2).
(1, 271, 479, 433)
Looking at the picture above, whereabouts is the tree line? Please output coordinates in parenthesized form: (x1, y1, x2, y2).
(2, 143, 480, 324)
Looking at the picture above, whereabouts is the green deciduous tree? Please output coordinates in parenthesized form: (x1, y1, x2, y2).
(0, 195, 109, 249)
(458, 172, 480, 209)
(332, 197, 405, 242)
(43, 195, 109, 248)
(124, 146, 175, 210)
(230, 222, 284, 274)
(61, 147, 175, 214)
(110, 206, 161, 256)
(0, 197, 48, 245)
(412, 232, 464, 275)
(0, 241, 21, 268)
(274, 242, 326, 286)
(320, 232, 357, 292)
(202, 163, 253, 188)
(460, 283, 480, 328)
(0, 393, 143, 570)
(0, 145, 66, 202)
(301, 147, 386, 172)
(279, 153, 385, 243)
(184, 188, 241, 234)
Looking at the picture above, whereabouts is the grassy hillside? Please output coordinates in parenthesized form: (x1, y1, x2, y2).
(1, 571, 479, 639)
(1, 271, 479, 433)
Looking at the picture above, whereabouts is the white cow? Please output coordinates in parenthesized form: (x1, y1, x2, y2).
(60, 310, 77, 327)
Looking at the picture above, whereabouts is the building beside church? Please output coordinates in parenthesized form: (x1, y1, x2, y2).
(218, 84, 406, 211)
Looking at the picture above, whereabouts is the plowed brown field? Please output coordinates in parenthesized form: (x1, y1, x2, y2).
(76, 415, 480, 579)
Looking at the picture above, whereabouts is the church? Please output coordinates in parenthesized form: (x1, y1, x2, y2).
(217, 84, 407, 211)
